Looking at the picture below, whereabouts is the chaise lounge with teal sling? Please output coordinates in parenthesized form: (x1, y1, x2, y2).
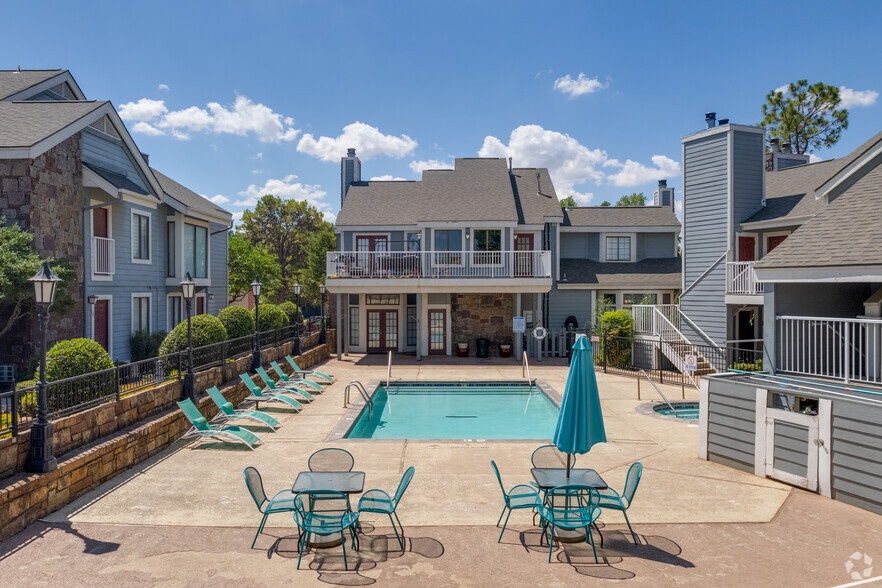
(177, 398, 262, 450)
(239, 373, 304, 412)
(255, 367, 315, 402)
(270, 361, 323, 393)
(285, 355, 333, 384)
(206, 386, 280, 430)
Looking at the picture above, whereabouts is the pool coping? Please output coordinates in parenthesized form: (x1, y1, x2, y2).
(325, 378, 561, 443)
(635, 400, 700, 422)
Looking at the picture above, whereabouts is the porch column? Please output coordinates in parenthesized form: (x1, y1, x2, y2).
(415, 292, 422, 361)
(514, 293, 522, 360)
(536, 292, 543, 360)
(343, 294, 349, 356)
(763, 285, 775, 374)
(336, 293, 342, 361)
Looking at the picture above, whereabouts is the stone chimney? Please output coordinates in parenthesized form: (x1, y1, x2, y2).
(340, 147, 361, 208)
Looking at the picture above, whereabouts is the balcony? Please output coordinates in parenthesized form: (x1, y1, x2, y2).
(91, 236, 115, 276)
(726, 261, 764, 296)
(326, 250, 552, 293)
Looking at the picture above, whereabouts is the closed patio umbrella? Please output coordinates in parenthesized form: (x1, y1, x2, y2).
(553, 335, 607, 476)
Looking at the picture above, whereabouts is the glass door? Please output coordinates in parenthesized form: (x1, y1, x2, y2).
(429, 309, 446, 355)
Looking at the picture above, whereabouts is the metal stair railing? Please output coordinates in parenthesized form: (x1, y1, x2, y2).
(344, 381, 373, 419)
(639, 369, 679, 415)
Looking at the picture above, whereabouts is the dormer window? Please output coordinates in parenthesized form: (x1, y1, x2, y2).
(606, 236, 631, 261)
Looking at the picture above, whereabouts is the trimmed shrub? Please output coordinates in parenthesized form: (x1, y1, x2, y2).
(42, 338, 114, 381)
(599, 310, 635, 368)
(278, 301, 303, 325)
(159, 314, 228, 356)
(730, 358, 763, 372)
(130, 330, 167, 362)
(218, 306, 255, 339)
(252, 303, 288, 332)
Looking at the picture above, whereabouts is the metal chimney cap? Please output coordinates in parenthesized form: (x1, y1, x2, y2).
(658, 179, 667, 188)
(347, 148, 356, 157)
(770, 138, 780, 152)
(718, 118, 729, 125)
(705, 112, 716, 129)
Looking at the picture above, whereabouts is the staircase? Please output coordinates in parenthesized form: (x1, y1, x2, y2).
(634, 305, 715, 375)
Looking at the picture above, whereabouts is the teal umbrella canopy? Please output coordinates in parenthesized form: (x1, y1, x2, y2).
(553, 335, 607, 473)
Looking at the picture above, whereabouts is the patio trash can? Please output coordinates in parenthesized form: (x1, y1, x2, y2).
(476, 338, 489, 358)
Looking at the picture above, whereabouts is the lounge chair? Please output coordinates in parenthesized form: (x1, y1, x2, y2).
(293, 490, 360, 570)
(270, 361, 323, 393)
(244, 466, 297, 548)
(206, 386, 280, 430)
(285, 355, 333, 384)
(357, 466, 415, 549)
(490, 460, 541, 542)
(255, 367, 315, 402)
(239, 373, 303, 411)
(177, 398, 262, 450)
(538, 485, 601, 563)
(597, 462, 643, 544)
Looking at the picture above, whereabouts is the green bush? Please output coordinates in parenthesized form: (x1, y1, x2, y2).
(730, 358, 763, 372)
(218, 306, 254, 339)
(130, 330, 167, 362)
(252, 303, 288, 332)
(278, 301, 303, 325)
(599, 310, 635, 368)
(159, 314, 228, 356)
(41, 338, 114, 381)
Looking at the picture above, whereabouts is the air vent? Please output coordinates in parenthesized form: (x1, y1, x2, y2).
(88, 115, 121, 139)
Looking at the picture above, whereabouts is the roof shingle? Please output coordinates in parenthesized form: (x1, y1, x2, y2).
(560, 257, 682, 288)
(0, 70, 65, 101)
(562, 206, 681, 228)
(0, 101, 105, 148)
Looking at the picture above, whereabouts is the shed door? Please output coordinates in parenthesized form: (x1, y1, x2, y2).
(765, 408, 819, 491)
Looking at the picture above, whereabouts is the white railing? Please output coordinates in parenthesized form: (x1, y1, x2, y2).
(726, 261, 764, 295)
(91, 236, 115, 275)
(777, 316, 882, 385)
(632, 304, 680, 335)
(326, 250, 551, 280)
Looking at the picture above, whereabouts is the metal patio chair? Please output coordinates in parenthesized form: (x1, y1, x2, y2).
(243, 466, 297, 548)
(490, 460, 541, 542)
(357, 466, 415, 549)
(293, 490, 360, 570)
(308, 447, 355, 472)
(597, 462, 643, 544)
(538, 484, 602, 563)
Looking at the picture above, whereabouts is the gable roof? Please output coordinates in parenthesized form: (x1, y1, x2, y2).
(151, 168, 232, 222)
(0, 101, 107, 153)
(0, 70, 66, 100)
(562, 206, 681, 228)
(560, 257, 681, 288)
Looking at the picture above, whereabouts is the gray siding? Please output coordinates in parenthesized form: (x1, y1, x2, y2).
(547, 289, 592, 331)
(681, 132, 729, 346)
(638, 233, 676, 260)
(207, 223, 228, 314)
(706, 378, 756, 473)
(831, 401, 882, 515)
(559, 232, 599, 260)
(772, 421, 809, 478)
(731, 130, 765, 224)
(81, 128, 149, 192)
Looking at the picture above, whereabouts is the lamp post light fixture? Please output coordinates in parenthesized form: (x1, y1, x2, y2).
(251, 277, 262, 371)
(180, 273, 197, 401)
(26, 261, 61, 473)
(319, 283, 327, 344)
(293, 280, 302, 355)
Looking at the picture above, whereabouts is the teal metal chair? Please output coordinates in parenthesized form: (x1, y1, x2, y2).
(243, 466, 297, 548)
(357, 466, 415, 549)
(538, 485, 602, 563)
(293, 490, 360, 570)
(270, 361, 323, 393)
(256, 367, 316, 401)
(206, 386, 280, 430)
(308, 447, 355, 472)
(285, 355, 334, 384)
(490, 460, 541, 542)
(531, 444, 575, 469)
(597, 462, 643, 544)
(177, 398, 262, 450)
(239, 373, 303, 411)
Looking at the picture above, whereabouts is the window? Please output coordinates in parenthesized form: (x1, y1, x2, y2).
(434, 229, 462, 264)
(623, 293, 656, 308)
(365, 294, 400, 305)
(406, 232, 421, 252)
(184, 223, 208, 279)
(167, 222, 176, 277)
(662, 293, 672, 305)
(349, 294, 359, 305)
(133, 296, 150, 332)
(132, 212, 150, 261)
(474, 229, 502, 264)
(167, 296, 182, 331)
(407, 306, 417, 346)
(349, 307, 360, 345)
(606, 236, 631, 261)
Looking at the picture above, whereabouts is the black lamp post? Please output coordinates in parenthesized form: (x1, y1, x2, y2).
(319, 283, 327, 344)
(293, 281, 302, 355)
(251, 277, 262, 371)
(26, 261, 61, 473)
(181, 273, 196, 401)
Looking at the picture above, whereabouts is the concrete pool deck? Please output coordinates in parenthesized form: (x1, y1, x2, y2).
(3, 354, 882, 586)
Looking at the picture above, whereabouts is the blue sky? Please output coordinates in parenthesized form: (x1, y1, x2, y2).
(6, 1, 882, 222)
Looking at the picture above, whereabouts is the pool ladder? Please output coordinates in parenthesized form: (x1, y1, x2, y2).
(638, 369, 678, 416)
(522, 351, 534, 389)
(344, 381, 373, 418)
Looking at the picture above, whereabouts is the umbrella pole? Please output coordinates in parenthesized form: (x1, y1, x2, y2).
(567, 454, 571, 477)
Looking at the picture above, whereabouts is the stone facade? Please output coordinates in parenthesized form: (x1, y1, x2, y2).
(451, 293, 515, 356)
(0, 134, 85, 372)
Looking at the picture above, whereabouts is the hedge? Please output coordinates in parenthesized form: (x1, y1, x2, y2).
(278, 301, 303, 325)
(252, 303, 288, 332)
(41, 338, 115, 381)
(130, 330, 167, 362)
(159, 314, 228, 356)
(218, 306, 254, 339)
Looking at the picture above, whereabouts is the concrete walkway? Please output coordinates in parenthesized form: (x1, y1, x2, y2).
(3, 355, 881, 585)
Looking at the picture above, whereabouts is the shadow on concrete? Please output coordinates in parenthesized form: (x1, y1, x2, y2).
(350, 353, 568, 368)
(0, 522, 119, 562)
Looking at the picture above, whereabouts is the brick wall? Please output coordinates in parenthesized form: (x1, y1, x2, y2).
(451, 293, 514, 356)
(0, 331, 334, 540)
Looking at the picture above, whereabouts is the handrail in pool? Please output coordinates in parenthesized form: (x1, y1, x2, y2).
(639, 369, 678, 416)
(344, 381, 373, 419)
(386, 351, 392, 390)
(522, 351, 533, 389)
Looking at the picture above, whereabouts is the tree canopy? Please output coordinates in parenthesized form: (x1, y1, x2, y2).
(228, 232, 281, 303)
(0, 225, 74, 340)
(599, 201, 612, 207)
(760, 80, 848, 154)
(303, 227, 337, 304)
(615, 192, 645, 206)
(559, 196, 577, 208)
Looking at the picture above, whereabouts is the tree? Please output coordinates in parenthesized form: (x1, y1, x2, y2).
(599, 201, 612, 207)
(760, 80, 848, 154)
(559, 196, 576, 208)
(237, 195, 330, 302)
(0, 225, 74, 340)
(228, 232, 281, 303)
(303, 227, 337, 304)
(615, 192, 645, 206)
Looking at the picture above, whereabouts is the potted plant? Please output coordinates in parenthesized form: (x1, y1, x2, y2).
(499, 343, 512, 358)
(457, 342, 469, 357)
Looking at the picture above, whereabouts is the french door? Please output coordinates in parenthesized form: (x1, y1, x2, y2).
(514, 234, 534, 277)
(428, 309, 446, 355)
(367, 310, 398, 352)
(356, 236, 388, 277)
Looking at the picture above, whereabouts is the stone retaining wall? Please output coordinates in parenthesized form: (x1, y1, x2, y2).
(0, 331, 334, 541)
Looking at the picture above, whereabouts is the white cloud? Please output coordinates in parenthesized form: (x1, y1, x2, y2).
(235, 174, 329, 214)
(409, 159, 454, 175)
(158, 84, 170, 92)
(604, 155, 681, 188)
(774, 84, 789, 95)
(118, 95, 300, 143)
(839, 86, 878, 108)
(297, 121, 417, 162)
(231, 211, 244, 224)
(808, 153, 823, 163)
(370, 175, 408, 181)
(323, 210, 337, 223)
(208, 194, 230, 204)
(251, 169, 265, 174)
(118, 98, 168, 122)
(553, 73, 609, 98)
(131, 121, 164, 136)
(253, 152, 263, 160)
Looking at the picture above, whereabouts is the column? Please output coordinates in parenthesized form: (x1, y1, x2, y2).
(514, 293, 522, 360)
(336, 293, 342, 361)
(415, 292, 422, 360)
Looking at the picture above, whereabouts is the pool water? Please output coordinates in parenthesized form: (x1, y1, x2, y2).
(653, 402, 699, 420)
(345, 382, 559, 439)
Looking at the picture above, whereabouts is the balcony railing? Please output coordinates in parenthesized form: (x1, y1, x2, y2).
(326, 250, 551, 280)
(777, 315, 882, 385)
(92, 236, 115, 276)
(726, 261, 763, 295)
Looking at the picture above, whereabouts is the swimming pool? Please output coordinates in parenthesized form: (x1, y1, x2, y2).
(344, 381, 559, 439)
(653, 401, 699, 420)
